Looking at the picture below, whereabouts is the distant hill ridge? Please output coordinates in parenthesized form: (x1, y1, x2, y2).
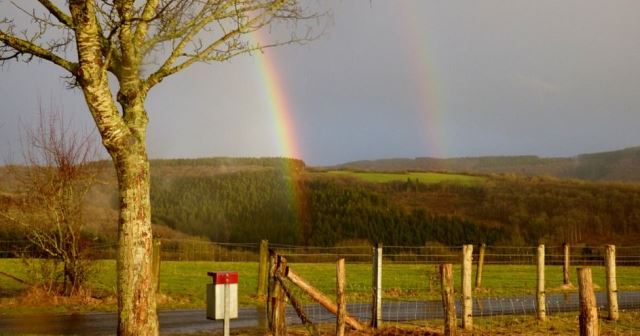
(330, 146, 640, 182)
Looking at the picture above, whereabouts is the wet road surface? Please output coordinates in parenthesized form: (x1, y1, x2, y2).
(0, 291, 638, 334)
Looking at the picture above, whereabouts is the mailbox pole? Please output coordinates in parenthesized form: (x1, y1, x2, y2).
(207, 271, 238, 336)
(224, 274, 231, 336)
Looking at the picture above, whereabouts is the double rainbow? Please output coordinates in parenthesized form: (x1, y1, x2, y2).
(251, 4, 445, 160)
(248, 5, 445, 240)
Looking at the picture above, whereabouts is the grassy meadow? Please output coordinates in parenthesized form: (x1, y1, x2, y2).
(1, 259, 639, 314)
(319, 170, 484, 185)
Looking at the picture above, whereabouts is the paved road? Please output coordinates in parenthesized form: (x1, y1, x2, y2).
(0, 291, 638, 335)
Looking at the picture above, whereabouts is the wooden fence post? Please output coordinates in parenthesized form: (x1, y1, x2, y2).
(440, 264, 457, 336)
(461, 244, 473, 330)
(429, 265, 437, 293)
(371, 242, 383, 329)
(152, 239, 161, 293)
(286, 269, 365, 331)
(578, 268, 599, 336)
(563, 242, 571, 286)
(336, 258, 346, 336)
(273, 255, 287, 336)
(536, 244, 546, 321)
(267, 253, 276, 330)
(257, 239, 269, 300)
(277, 274, 319, 336)
(475, 243, 486, 290)
(604, 245, 619, 321)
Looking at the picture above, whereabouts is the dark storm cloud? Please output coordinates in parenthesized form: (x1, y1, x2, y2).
(1, 0, 639, 165)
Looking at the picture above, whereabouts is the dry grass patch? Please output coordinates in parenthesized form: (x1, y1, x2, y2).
(0, 285, 116, 314)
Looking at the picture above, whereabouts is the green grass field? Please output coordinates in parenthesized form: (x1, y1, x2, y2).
(1, 259, 639, 314)
(321, 170, 484, 184)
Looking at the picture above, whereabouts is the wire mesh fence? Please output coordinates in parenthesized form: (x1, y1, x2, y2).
(160, 239, 258, 261)
(268, 242, 640, 330)
(2, 239, 640, 330)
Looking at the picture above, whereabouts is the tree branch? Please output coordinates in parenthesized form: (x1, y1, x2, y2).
(144, 2, 280, 90)
(68, 1, 131, 152)
(0, 30, 77, 73)
(37, 0, 74, 28)
(133, 0, 160, 49)
(0, 271, 27, 285)
(115, 0, 136, 67)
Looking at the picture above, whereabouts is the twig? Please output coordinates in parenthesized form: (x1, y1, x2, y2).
(0, 271, 28, 284)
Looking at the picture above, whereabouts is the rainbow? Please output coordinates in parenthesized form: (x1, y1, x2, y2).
(249, 30, 307, 230)
(396, 4, 446, 158)
(250, 3, 446, 160)
(249, 30, 302, 161)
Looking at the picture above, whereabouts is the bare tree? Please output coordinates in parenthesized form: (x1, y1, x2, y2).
(1, 1, 319, 334)
(1, 105, 97, 296)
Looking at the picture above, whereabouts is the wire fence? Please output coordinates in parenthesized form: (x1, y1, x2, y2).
(4, 239, 640, 264)
(2, 239, 640, 331)
(266, 242, 640, 331)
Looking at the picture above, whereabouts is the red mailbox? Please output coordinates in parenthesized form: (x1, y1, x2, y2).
(208, 271, 239, 285)
(206, 271, 238, 320)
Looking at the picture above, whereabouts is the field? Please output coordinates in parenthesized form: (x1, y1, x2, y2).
(319, 171, 484, 184)
(1, 259, 639, 315)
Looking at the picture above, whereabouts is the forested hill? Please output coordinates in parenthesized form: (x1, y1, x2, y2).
(147, 158, 640, 246)
(3, 156, 640, 247)
(330, 146, 640, 182)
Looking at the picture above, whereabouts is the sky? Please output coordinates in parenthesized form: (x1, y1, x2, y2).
(1, 0, 640, 166)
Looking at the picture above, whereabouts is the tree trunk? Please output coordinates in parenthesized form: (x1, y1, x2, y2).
(114, 148, 158, 336)
(68, 2, 158, 331)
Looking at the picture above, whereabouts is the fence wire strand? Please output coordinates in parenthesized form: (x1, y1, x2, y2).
(2, 239, 640, 331)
